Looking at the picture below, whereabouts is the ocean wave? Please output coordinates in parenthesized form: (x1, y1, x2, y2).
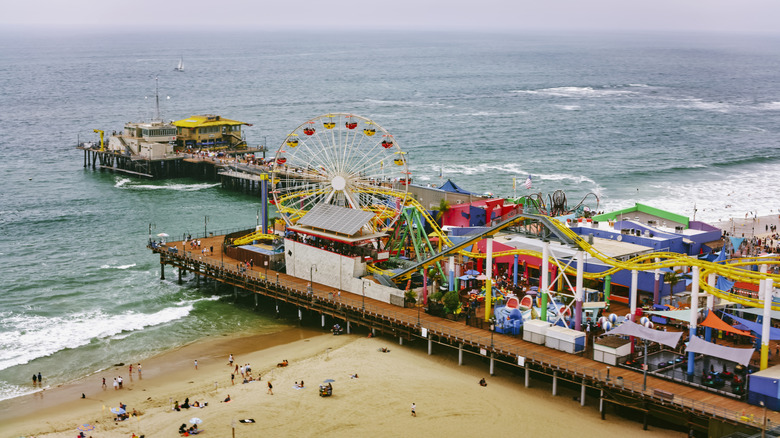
(100, 263, 137, 270)
(0, 305, 194, 371)
(364, 99, 449, 108)
(118, 182, 221, 192)
(414, 163, 597, 186)
(512, 86, 637, 98)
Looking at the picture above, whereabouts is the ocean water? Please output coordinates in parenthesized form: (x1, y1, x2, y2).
(1, 29, 780, 401)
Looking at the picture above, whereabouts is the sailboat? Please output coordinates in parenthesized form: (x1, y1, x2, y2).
(174, 56, 184, 72)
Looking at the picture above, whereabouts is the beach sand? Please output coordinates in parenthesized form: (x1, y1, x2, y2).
(1, 328, 682, 438)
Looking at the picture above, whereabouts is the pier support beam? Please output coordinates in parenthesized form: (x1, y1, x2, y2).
(428, 339, 432, 355)
(580, 381, 586, 406)
(160, 263, 165, 280)
(298, 308, 302, 323)
(552, 371, 558, 396)
(489, 352, 495, 376)
(346, 321, 351, 334)
(458, 343, 463, 365)
(525, 366, 530, 387)
(599, 390, 604, 419)
(322, 314, 326, 328)
(254, 294, 258, 308)
(399, 336, 403, 346)
(178, 268, 183, 285)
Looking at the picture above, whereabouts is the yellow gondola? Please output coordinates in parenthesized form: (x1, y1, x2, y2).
(394, 158, 404, 166)
(363, 128, 376, 136)
(323, 122, 335, 129)
(286, 138, 299, 148)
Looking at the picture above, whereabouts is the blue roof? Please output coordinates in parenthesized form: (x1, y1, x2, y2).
(440, 179, 478, 196)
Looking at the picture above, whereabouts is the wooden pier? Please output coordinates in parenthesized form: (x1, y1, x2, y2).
(149, 233, 780, 437)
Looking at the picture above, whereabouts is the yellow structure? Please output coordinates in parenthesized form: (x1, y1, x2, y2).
(173, 114, 249, 150)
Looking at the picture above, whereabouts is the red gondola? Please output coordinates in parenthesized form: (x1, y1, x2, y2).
(345, 121, 357, 129)
(277, 157, 287, 164)
(303, 127, 315, 135)
(381, 140, 393, 148)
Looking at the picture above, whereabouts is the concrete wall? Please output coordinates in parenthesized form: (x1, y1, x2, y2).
(284, 239, 402, 304)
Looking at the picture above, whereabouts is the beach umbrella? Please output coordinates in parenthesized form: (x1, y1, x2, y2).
(465, 269, 480, 276)
(110, 407, 126, 415)
(156, 232, 169, 237)
(476, 274, 488, 280)
(323, 379, 335, 383)
(190, 417, 203, 424)
(76, 424, 95, 432)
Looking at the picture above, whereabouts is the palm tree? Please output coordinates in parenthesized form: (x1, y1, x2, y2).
(435, 198, 451, 226)
(664, 270, 681, 296)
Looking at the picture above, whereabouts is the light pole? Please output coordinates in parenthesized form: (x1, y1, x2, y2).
(362, 280, 368, 312)
(264, 260, 268, 281)
(642, 338, 649, 391)
(309, 264, 317, 294)
(490, 317, 495, 351)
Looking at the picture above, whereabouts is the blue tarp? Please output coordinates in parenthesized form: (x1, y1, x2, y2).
(439, 179, 479, 196)
(724, 312, 780, 340)
(714, 246, 736, 291)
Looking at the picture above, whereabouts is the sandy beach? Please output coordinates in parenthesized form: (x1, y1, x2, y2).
(0, 327, 682, 438)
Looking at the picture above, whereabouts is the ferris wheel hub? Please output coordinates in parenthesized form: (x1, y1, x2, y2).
(331, 175, 347, 191)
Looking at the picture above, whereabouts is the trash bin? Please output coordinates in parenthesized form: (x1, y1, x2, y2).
(616, 376, 624, 387)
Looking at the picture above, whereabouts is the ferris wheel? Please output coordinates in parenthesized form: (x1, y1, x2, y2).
(271, 113, 410, 233)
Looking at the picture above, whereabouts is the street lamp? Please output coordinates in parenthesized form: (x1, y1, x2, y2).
(490, 317, 495, 351)
(362, 280, 369, 312)
(642, 338, 649, 391)
(309, 264, 317, 294)
(264, 260, 268, 281)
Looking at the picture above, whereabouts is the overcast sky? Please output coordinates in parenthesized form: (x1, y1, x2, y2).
(3, 0, 778, 34)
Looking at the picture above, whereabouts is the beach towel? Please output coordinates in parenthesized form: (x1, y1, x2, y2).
(239, 419, 256, 423)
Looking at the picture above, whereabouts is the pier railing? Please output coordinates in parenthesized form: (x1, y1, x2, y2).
(154, 245, 762, 428)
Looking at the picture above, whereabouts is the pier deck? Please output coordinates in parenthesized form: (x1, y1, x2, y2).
(152, 234, 779, 435)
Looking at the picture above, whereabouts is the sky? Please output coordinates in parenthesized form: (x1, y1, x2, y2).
(1, 0, 778, 34)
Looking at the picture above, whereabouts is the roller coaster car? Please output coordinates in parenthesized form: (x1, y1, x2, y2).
(319, 385, 333, 397)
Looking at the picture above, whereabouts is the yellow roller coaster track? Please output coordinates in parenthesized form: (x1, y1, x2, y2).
(272, 185, 779, 310)
(233, 230, 277, 246)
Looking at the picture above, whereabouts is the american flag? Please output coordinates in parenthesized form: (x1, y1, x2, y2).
(524, 175, 532, 189)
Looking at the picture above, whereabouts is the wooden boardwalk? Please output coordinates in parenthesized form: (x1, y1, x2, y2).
(152, 235, 778, 434)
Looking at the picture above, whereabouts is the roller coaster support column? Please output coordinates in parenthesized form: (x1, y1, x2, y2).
(448, 256, 455, 292)
(630, 269, 639, 354)
(603, 275, 611, 309)
(575, 251, 584, 331)
(705, 273, 716, 342)
(422, 269, 428, 305)
(630, 270, 638, 319)
(484, 236, 493, 322)
(653, 258, 661, 305)
(540, 240, 550, 322)
(513, 254, 519, 287)
(761, 268, 771, 370)
(260, 174, 269, 234)
(687, 266, 700, 377)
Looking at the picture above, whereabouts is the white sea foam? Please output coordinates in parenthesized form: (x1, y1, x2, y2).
(119, 182, 220, 192)
(512, 86, 636, 98)
(0, 305, 194, 372)
(114, 178, 131, 188)
(100, 263, 137, 270)
(758, 102, 780, 110)
(556, 105, 581, 111)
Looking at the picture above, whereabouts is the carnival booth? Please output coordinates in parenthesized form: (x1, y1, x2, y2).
(593, 337, 632, 365)
(523, 319, 551, 345)
(545, 325, 586, 353)
(748, 365, 780, 410)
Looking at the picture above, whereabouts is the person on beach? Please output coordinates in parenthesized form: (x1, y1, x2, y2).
(231, 373, 235, 385)
(224, 394, 231, 402)
(267, 381, 273, 395)
(138, 363, 142, 376)
(32, 374, 37, 386)
(118, 376, 123, 389)
(411, 403, 416, 417)
(37, 372, 42, 385)
(229, 354, 234, 366)
(113, 378, 119, 390)
(102, 377, 106, 388)
(194, 359, 198, 370)
(129, 364, 133, 374)
(479, 378, 487, 387)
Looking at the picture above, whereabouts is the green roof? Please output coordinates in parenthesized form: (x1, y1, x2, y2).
(592, 203, 689, 227)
